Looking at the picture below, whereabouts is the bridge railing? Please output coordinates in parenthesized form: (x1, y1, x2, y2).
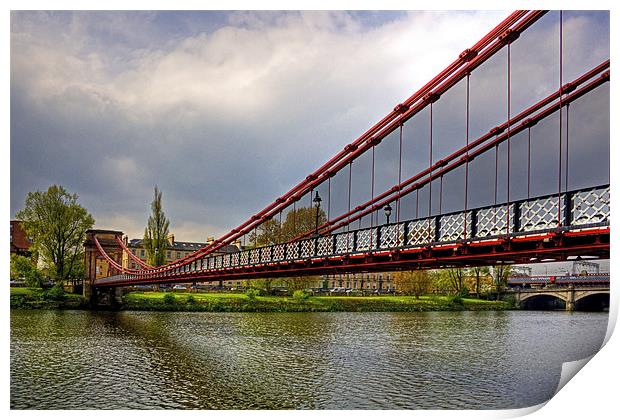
(104, 184, 608, 284)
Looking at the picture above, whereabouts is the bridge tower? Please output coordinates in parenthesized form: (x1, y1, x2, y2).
(83, 229, 124, 302)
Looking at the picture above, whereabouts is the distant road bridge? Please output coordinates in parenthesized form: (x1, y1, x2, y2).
(511, 285, 610, 311)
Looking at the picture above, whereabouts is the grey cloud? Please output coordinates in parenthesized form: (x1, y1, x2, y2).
(15, 11, 607, 243)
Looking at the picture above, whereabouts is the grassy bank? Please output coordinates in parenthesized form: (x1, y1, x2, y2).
(120, 291, 511, 312)
(10, 287, 88, 309)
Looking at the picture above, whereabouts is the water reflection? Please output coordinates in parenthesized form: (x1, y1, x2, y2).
(11, 310, 607, 409)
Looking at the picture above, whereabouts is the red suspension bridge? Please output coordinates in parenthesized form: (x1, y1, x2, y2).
(85, 10, 610, 298)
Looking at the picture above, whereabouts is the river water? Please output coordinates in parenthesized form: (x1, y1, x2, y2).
(10, 310, 607, 410)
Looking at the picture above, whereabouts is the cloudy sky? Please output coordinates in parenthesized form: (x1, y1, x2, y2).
(10, 10, 609, 247)
(10, 10, 511, 241)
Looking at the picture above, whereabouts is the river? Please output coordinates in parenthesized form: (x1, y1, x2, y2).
(10, 310, 607, 409)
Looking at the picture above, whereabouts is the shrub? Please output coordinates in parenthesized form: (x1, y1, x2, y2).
(245, 288, 260, 300)
(44, 283, 66, 301)
(186, 295, 196, 305)
(500, 293, 516, 307)
(10, 254, 44, 288)
(293, 290, 311, 301)
(456, 287, 470, 298)
(163, 293, 176, 305)
(451, 295, 463, 305)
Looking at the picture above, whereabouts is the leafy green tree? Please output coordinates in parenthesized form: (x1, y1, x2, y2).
(15, 185, 94, 282)
(244, 278, 275, 293)
(250, 206, 327, 246)
(431, 268, 466, 294)
(282, 275, 319, 292)
(143, 186, 170, 266)
(10, 254, 44, 287)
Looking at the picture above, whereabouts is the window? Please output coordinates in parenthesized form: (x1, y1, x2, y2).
(177, 252, 181, 259)
(167, 251, 171, 258)
(140, 249, 145, 257)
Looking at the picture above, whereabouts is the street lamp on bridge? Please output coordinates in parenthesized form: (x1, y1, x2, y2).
(384, 203, 392, 225)
(313, 191, 322, 236)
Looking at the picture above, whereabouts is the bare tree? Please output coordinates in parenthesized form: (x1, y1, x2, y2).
(469, 266, 490, 298)
(447, 268, 466, 294)
(491, 265, 512, 299)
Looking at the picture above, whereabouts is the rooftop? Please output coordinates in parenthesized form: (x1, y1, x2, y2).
(128, 238, 239, 254)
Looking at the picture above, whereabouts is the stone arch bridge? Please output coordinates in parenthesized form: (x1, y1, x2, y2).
(512, 286, 610, 311)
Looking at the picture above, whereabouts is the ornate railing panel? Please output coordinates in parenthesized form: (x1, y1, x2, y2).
(379, 224, 403, 249)
(439, 212, 472, 242)
(272, 243, 286, 261)
(475, 205, 513, 237)
(356, 228, 377, 252)
(335, 231, 354, 254)
(519, 196, 563, 232)
(572, 187, 610, 226)
(287, 242, 299, 260)
(317, 236, 333, 256)
(407, 218, 434, 246)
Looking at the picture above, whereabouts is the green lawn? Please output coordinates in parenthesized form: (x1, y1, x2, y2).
(121, 291, 511, 312)
(9, 287, 511, 312)
(10, 286, 86, 309)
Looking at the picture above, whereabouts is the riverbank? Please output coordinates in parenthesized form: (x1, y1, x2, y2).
(10, 287, 88, 309)
(120, 291, 512, 312)
(9, 288, 512, 312)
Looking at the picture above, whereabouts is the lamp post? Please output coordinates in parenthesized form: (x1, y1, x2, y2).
(313, 191, 322, 236)
(384, 203, 393, 225)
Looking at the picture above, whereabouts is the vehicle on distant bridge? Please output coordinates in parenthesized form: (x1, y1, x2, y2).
(508, 274, 610, 289)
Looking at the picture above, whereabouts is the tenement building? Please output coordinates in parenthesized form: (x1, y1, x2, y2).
(322, 273, 394, 291)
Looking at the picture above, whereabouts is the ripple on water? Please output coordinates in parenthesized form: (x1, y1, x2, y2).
(10, 310, 607, 409)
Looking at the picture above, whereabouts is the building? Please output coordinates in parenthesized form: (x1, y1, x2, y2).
(10, 220, 33, 258)
(322, 273, 394, 291)
(122, 233, 241, 270)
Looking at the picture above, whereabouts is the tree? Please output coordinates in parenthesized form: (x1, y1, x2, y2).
(431, 268, 466, 294)
(10, 254, 44, 287)
(393, 270, 431, 298)
(446, 268, 466, 294)
(16, 185, 94, 282)
(250, 206, 327, 246)
(282, 275, 319, 292)
(468, 266, 490, 298)
(143, 186, 170, 266)
(491, 265, 512, 298)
